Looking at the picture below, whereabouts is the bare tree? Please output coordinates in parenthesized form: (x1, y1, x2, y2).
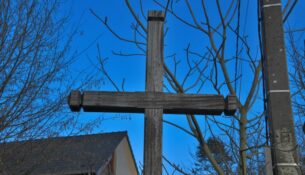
(0, 0, 99, 142)
(287, 30, 305, 172)
(89, 0, 302, 174)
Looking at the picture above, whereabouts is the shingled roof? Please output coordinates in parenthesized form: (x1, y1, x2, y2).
(0, 131, 133, 175)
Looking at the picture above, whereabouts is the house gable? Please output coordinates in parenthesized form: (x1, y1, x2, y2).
(0, 132, 137, 175)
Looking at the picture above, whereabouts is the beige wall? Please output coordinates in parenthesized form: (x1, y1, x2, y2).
(113, 138, 138, 175)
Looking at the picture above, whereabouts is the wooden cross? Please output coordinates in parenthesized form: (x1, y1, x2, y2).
(68, 11, 237, 175)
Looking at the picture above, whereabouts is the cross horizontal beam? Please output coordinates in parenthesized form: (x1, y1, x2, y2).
(68, 91, 237, 115)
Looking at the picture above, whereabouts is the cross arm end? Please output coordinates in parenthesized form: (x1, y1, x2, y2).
(68, 90, 82, 112)
(224, 95, 237, 115)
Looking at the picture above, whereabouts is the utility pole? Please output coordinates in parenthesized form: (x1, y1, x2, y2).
(260, 0, 301, 174)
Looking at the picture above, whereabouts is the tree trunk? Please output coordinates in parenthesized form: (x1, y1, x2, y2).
(239, 109, 247, 175)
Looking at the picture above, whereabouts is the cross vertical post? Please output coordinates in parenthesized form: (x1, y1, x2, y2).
(144, 11, 164, 175)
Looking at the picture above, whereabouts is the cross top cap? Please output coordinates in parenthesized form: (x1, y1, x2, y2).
(148, 10, 165, 21)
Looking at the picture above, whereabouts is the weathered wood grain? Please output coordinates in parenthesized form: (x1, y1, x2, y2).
(144, 10, 164, 175)
(68, 91, 237, 115)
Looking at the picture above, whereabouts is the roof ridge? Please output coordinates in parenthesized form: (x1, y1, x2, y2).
(0, 131, 128, 144)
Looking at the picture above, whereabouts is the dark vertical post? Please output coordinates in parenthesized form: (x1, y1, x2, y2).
(261, 0, 301, 174)
(144, 11, 164, 175)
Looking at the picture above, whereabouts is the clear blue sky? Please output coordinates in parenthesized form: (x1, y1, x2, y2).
(62, 0, 305, 173)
